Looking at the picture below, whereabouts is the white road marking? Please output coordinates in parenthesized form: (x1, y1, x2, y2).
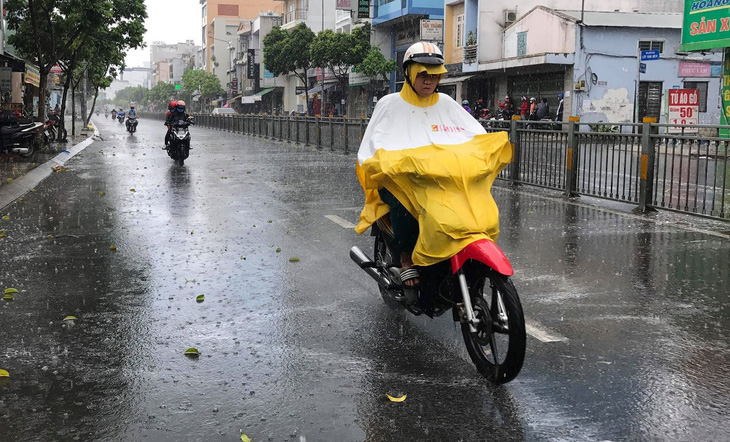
(525, 321, 568, 343)
(325, 215, 356, 229)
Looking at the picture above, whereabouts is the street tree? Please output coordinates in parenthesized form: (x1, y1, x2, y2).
(182, 70, 223, 112)
(263, 23, 315, 115)
(309, 25, 371, 114)
(354, 46, 397, 110)
(148, 82, 177, 111)
(5, 0, 146, 124)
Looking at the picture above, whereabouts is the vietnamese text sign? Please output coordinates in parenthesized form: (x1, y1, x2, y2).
(641, 50, 660, 61)
(357, 0, 369, 18)
(681, 0, 730, 51)
(668, 88, 700, 133)
(336, 0, 352, 10)
(679, 61, 712, 77)
(0, 68, 12, 91)
(24, 64, 40, 87)
(721, 48, 730, 137)
(420, 19, 444, 42)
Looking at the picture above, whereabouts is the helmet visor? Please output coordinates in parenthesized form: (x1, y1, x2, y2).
(409, 62, 447, 76)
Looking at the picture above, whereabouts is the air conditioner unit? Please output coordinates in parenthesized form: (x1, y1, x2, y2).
(504, 10, 517, 26)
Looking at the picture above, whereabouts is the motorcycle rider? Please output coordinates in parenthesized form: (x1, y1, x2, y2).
(519, 96, 528, 119)
(128, 104, 137, 119)
(354, 42, 498, 289)
(163, 100, 192, 149)
(164, 100, 177, 147)
(536, 98, 550, 120)
(462, 99, 472, 115)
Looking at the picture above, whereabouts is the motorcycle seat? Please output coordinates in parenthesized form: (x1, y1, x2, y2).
(0, 126, 21, 136)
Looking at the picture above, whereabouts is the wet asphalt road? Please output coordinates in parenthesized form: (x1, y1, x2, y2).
(0, 117, 729, 441)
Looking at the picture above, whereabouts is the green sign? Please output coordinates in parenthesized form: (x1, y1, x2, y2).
(720, 48, 730, 137)
(175, 84, 182, 90)
(681, 0, 730, 51)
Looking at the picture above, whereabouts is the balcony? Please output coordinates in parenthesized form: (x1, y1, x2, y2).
(463, 45, 477, 64)
(283, 8, 307, 26)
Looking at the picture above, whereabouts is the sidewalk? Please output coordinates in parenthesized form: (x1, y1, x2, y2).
(0, 121, 97, 210)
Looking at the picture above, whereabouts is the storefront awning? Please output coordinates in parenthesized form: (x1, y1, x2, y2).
(438, 75, 475, 86)
(252, 87, 274, 97)
(301, 82, 337, 95)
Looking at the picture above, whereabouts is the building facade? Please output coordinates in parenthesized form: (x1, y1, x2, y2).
(200, 0, 282, 74)
(150, 41, 199, 88)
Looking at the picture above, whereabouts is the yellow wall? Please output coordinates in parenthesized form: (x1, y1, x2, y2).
(444, 2, 464, 66)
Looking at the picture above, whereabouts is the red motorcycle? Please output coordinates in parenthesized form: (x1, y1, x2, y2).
(351, 217, 526, 384)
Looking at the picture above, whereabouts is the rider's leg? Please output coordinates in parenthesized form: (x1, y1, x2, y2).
(378, 188, 419, 286)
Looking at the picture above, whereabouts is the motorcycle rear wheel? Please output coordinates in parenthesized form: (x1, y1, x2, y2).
(461, 274, 525, 384)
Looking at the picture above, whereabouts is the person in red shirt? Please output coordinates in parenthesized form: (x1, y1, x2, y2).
(164, 100, 177, 147)
(520, 96, 528, 119)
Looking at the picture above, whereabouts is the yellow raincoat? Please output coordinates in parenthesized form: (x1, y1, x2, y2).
(355, 72, 512, 266)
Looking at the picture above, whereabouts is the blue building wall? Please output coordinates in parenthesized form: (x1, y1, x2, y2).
(573, 26, 721, 126)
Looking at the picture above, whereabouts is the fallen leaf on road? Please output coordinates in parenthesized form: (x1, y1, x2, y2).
(6, 178, 12, 183)
(0, 369, 9, 377)
(196, 294, 205, 303)
(241, 434, 251, 442)
(47, 235, 53, 239)
(130, 188, 136, 192)
(11, 167, 18, 171)
(98, 191, 106, 196)
(386, 394, 407, 402)
(276, 247, 281, 253)
(289, 257, 300, 262)
(63, 316, 77, 321)
(4, 288, 18, 295)
(184, 347, 200, 357)
(2, 216, 9, 220)
(3, 294, 14, 301)
(109, 245, 117, 251)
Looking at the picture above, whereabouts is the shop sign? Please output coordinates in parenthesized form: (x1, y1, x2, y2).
(420, 19, 443, 42)
(246, 49, 256, 79)
(678, 61, 711, 77)
(668, 88, 699, 133)
(0, 67, 12, 91)
(336, 0, 352, 11)
(232, 77, 238, 95)
(721, 48, 730, 137)
(25, 64, 40, 87)
(357, 0, 369, 19)
(680, 0, 730, 51)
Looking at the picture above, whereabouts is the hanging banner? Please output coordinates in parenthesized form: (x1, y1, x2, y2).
(24, 64, 40, 87)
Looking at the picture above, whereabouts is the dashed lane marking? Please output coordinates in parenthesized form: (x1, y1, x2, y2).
(525, 321, 568, 343)
(325, 215, 356, 229)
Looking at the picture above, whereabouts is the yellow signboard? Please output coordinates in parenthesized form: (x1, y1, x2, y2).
(24, 64, 40, 87)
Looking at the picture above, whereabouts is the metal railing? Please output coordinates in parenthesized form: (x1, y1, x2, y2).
(139, 112, 729, 220)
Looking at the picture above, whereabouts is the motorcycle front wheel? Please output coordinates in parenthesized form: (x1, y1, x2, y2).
(461, 273, 526, 384)
(373, 231, 402, 309)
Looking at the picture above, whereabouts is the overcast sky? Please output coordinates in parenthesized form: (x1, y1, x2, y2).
(124, 0, 202, 68)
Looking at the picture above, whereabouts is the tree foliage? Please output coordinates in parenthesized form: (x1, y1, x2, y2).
(182, 69, 223, 109)
(310, 25, 371, 104)
(263, 23, 315, 114)
(5, 0, 146, 129)
(355, 46, 397, 82)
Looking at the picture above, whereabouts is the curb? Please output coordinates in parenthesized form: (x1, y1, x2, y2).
(0, 121, 98, 211)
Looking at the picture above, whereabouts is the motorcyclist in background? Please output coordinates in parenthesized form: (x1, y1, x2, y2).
(128, 104, 137, 118)
(163, 100, 192, 149)
(164, 100, 177, 146)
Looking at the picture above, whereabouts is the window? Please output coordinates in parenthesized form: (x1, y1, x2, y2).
(456, 14, 464, 48)
(517, 32, 527, 56)
(638, 40, 664, 54)
(683, 81, 708, 112)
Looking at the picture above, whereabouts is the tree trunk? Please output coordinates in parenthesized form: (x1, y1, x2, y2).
(72, 84, 76, 137)
(58, 69, 74, 142)
(86, 86, 100, 127)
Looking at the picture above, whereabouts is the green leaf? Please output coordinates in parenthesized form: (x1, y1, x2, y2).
(3, 294, 14, 301)
(4, 288, 18, 295)
(275, 247, 281, 253)
(289, 257, 300, 262)
(184, 347, 200, 356)
(63, 316, 78, 321)
(196, 294, 205, 303)
(0, 369, 9, 377)
(241, 434, 251, 442)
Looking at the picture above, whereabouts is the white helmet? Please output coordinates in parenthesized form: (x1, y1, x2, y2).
(402, 41, 446, 74)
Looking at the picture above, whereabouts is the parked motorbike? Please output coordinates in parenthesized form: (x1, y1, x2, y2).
(0, 112, 44, 157)
(44, 112, 60, 142)
(117, 112, 125, 124)
(350, 136, 526, 384)
(126, 116, 138, 133)
(167, 117, 193, 166)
